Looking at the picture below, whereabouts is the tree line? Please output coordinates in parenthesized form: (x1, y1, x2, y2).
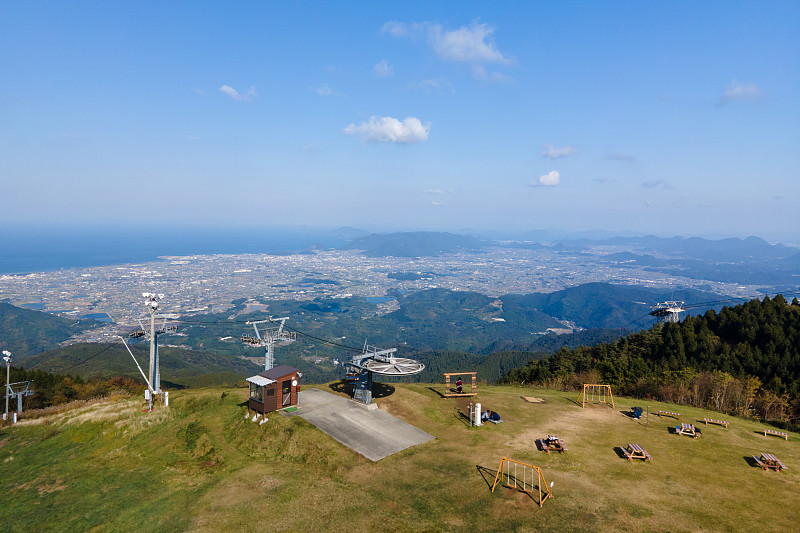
(502, 295, 800, 429)
(5, 366, 144, 413)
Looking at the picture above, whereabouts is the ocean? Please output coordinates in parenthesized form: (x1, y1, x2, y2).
(0, 225, 354, 274)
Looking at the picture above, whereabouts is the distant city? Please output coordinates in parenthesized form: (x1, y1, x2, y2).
(0, 240, 778, 345)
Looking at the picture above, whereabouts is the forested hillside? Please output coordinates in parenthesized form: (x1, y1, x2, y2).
(6, 342, 260, 412)
(4, 366, 143, 411)
(177, 284, 721, 363)
(20, 342, 259, 387)
(0, 302, 100, 355)
(503, 295, 800, 427)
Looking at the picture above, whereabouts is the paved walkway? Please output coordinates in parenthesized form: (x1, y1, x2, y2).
(289, 388, 435, 461)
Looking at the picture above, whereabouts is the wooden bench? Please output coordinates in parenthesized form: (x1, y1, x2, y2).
(657, 410, 680, 419)
(704, 418, 729, 428)
(763, 428, 788, 440)
(752, 455, 765, 469)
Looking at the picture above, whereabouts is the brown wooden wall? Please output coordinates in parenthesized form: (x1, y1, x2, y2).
(249, 372, 299, 414)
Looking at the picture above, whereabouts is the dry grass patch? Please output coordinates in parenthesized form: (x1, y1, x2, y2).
(2, 384, 798, 532)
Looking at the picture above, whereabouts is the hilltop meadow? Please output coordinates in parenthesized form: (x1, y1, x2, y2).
(1, 383, 797, 532)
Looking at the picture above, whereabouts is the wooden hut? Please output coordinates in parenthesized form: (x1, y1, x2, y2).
(247, 365, 300, 414)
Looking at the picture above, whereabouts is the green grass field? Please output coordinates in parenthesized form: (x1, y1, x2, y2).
(1, 384, 797, 532)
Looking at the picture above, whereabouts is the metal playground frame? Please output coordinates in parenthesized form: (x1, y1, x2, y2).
(491, 457, 553, 508)
(577, 384, 615, 408)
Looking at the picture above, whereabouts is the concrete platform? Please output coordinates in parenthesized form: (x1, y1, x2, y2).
(289, 388, 435, 462)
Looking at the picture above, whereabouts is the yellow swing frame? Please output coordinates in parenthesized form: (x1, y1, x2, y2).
(577, 384, 615, 408)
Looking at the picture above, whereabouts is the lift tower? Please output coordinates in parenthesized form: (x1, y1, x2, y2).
(649, 301, 686, 323)
(242, 316, 297, 371)
(130, 293, 177, 410)
(3, 350, 11, 421)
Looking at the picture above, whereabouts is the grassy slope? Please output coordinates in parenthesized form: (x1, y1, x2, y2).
(1, 384, 798, 532)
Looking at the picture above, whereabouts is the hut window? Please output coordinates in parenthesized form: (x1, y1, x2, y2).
(250, 383, 263, 403)
(266, 388, 275, 397)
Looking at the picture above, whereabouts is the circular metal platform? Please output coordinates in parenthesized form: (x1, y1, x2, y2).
(362, 357, 425, 376)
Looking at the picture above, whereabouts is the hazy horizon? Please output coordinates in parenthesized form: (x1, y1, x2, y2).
(2, 2, 798, 241)
(2, 221, 798, 244)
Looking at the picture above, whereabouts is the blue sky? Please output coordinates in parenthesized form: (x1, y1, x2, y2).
(2, 1, 798, 241)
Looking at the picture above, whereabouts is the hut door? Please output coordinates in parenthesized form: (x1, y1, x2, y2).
(282, 380, 292, 406)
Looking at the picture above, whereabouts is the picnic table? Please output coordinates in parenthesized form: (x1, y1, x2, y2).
(537, 435, 567, 454)
(621, 443, 651, 461)
(676, 422, 699, 438)
(753, 453, 787, 471)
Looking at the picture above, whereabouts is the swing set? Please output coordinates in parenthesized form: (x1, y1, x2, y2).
(577, 384, 615, 408)
(490, 457, 553, 508)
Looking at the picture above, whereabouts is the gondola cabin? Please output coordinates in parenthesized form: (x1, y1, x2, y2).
(247, 365, 300, 414)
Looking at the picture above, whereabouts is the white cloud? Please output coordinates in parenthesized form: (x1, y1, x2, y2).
(641, 179, 672, 189)
(219, 85, 258, 102)
(317, 83, 333, 96)
(192, 88, 206, 95)
(427, 188, 446, 194)
(719, 80, 762, 105)
(381, 21, 411, 37)
(542, 144, 578, 159)
(471, 65, 513, 83)
(383, 20, 513, 80)
(431, 201, 446, 207)
(344, 116, 431, 144)
(429, 21, 509, 64)
(531, 170, 560, 187)
(407, 77, 454, 94)
(373, 59, 394, 78)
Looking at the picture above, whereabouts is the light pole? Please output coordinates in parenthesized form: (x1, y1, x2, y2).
(3, 350, 11, 422)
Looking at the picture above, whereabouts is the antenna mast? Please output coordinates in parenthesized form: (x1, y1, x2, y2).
(242, 316, 297, 371)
